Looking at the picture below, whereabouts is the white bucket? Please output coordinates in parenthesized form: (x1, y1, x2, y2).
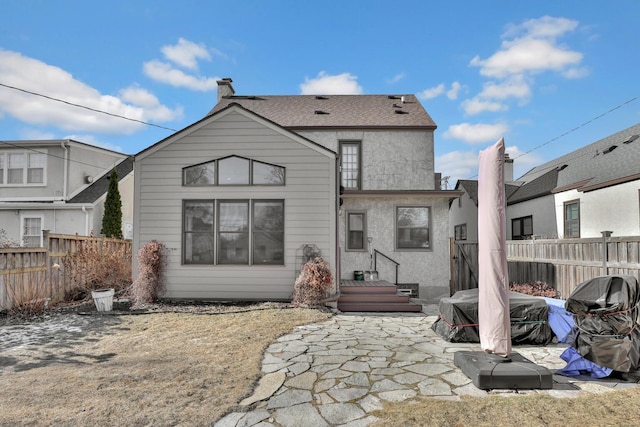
(91, 288, 115, 312)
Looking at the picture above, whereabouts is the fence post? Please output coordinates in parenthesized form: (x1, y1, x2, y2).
(601, 231, 613, 275)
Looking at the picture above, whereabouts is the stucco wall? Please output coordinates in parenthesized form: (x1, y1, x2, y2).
(340, 195, 451, 301)
(297, 129, 435, 190)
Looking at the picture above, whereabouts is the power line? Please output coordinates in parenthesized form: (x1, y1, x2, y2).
(0, 82, 178, 132)
(464, 96, 639, 180)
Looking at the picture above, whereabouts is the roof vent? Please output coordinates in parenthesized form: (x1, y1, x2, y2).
(394, 109, 409, 114)
(314, 110, 329, 115)
(603, 145, 618, 154)
(387, 95, 401, 100)
(315, 95, 328, 100)
(623, 134, 639, 144)
(556, 164, 568, 171)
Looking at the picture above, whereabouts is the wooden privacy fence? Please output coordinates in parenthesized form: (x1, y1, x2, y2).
(452, 235, 640, 298)
(0, 231, 132, 310)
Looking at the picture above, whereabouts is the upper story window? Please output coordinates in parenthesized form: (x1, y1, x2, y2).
(396, 206, 431, 250)
(0, 151, 46, 186)
(564, 200, 580, 238)
(183, 155, 285, 186)
(512, 216, 533, 240)
(340, 141, 361, 190)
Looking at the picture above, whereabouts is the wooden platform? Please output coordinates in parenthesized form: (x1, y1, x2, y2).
(337, 280, 423, 312)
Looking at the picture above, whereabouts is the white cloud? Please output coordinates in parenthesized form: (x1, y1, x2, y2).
(161, 38, 211, 70)
(447, 81, 462, 100)
(19, 129, 56, 140)
(143, 60, 219, 91)
(470, 16, 583, 79)
(417, 84, 445, 100)
(562, 67, 589, 79)
(478, 75, 531, 100)
(503, 16, 579, 40)
(119, 86, 184, 122)
(461, 98, 507, 115)
(0, 49, 182, 135)
(435, 150, 482, 186)
(388, 73, 405, 84)
(443, 122, 509, 144)
(300, 72, 363, 95)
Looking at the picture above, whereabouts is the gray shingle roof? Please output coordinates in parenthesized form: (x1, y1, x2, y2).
(454, 179, 520, 207)
(208, 94, 436, 129)
(507, 168, 558, 205)
(518, 122, 640, 192)
(69, 157, 134, 203)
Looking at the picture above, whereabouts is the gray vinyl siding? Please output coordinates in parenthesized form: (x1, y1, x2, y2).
(134, 109, 337, 301)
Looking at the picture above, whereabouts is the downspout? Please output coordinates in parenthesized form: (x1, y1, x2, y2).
(82, 206, 90, 236)
(61, 141, 69, 201)
(336, 155, 341, 295)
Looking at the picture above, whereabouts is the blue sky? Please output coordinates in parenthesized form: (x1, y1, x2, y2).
(1, 1, 638, 186)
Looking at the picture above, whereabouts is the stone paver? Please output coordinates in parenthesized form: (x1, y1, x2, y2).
(215, 304, 639, 427)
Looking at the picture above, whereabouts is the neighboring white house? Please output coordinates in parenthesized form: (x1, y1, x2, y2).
(450, 122, 640, 241)
(0, 139, 134, 246)
(134, 78, 461, 302)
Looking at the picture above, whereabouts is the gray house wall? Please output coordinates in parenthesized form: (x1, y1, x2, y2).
(134, 107, 337, 301)
(0, 140, 131, 245)
(297, 128, 450, 300)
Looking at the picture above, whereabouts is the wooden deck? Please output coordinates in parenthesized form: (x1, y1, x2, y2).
(338, 280, 423, 312)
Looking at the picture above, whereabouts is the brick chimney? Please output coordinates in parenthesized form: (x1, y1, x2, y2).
(217, 78, 235, 102)
(503, 153, 514, 182)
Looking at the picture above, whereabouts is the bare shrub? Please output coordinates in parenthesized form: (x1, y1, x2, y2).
(132, 240, 168, 305)
(62, 237, 132, 297)
(292, 257, 333, 306)
(509, 280, 560, 298)
(6, 271, 50, 318)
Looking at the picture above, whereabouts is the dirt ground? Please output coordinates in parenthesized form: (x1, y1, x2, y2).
(0, 300, 332, 426)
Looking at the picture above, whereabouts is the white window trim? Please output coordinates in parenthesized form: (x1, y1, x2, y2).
(0, 149, 48, 187)
(20, 214, 44, 247)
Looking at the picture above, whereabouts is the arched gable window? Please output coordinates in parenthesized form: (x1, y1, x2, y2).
(183, 156, 285, 186)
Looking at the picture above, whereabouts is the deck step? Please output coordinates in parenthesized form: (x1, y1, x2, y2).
(338, 293, 412, 303)
(340, 285, 399, 295)
(337, 302, 423, 313)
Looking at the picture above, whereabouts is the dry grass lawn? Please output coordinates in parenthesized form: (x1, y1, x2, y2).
(0, 306, 331, 426)
(372, 388, 640, 427)
(4, 304, 640, 426)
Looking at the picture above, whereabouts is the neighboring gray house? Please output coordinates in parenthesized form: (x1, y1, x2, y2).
(449, 154, 520, 241)
(518, 122, 640, 238)
(450, 122, 640, 241)
(0, 139, 134, 246)
(134, 78, 461, 302)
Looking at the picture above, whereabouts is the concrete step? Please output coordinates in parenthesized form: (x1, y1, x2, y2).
(337, 302, 423, 313)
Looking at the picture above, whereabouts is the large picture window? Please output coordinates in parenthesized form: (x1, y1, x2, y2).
(0, 151, 46, 186)
(183, 201, 215, 264)
(340, 142, 361, 190)
(512, 216, 533, 240)
(182, 199, 284, 265)
(396, 206, 431, 250)
(183, 156, 285, 186)
(346, 211, 366, 251)
(564, 200, 580, 238)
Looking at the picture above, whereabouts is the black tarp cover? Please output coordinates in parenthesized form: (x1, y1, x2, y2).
(431, 288, 554, 345)
(564, 275, 640, 372)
